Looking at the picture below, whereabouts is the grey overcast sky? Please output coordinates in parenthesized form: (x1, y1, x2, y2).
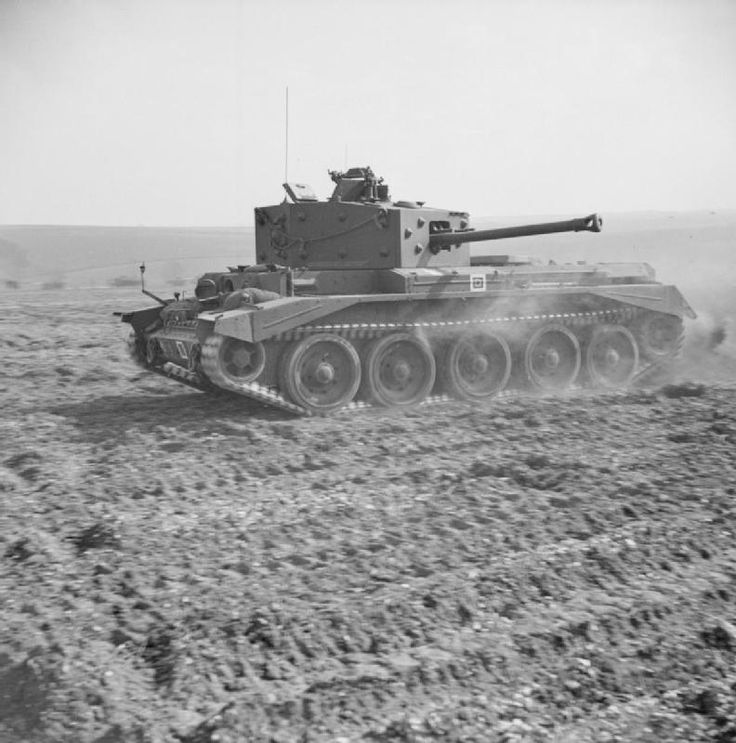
(1, 0, 735, 225)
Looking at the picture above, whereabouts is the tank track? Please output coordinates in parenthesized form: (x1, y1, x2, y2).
(143, 306, 682, 417)
(200, 335, 307, 415)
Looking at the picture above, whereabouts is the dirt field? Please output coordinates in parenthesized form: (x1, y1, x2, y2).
(2, 287, 736, 742)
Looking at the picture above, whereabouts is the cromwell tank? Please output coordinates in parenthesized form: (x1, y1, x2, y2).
(118, 166, 695, 415)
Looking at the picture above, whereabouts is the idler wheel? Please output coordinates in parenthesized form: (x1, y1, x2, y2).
(524, 324, 581, 391)
(441, 332, 511, 401)
(585, 324, 639, 388)
(362, 332, 436, 407)
(279, 334, 361, 414)
(636, 313, 684, 359)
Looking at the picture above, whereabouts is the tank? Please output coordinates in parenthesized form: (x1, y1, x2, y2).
(117, 166, 695, 415)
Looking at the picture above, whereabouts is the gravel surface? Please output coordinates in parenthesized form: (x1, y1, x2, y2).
(1, 289, 736, 743)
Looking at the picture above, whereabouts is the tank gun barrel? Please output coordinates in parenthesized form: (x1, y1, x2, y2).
(429, 213, 602, 251)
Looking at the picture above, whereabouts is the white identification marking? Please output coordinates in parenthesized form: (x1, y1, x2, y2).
(470, 274, 486, 292)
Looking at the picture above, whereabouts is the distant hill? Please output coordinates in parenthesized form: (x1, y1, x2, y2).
(0, 225, 254, 287)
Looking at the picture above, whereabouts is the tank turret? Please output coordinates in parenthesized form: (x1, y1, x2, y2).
(255, 167, 601, 269)
(254, 168, 601, 270)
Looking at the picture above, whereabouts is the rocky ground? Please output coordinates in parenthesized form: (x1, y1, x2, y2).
(1, 288, 736, 743)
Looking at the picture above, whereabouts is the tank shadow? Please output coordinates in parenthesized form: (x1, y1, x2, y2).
(50, 390, 295, 442)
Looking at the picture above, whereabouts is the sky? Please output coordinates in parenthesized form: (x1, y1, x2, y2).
(1, 0, 735, 225)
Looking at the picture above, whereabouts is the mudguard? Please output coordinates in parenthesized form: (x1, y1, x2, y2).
(587, 284, 696, 319)
(200, 296, 361, 343)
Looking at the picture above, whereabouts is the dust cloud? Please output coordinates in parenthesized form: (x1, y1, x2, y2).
(472, 210, 736, 385)
(680, 312, 735, 384)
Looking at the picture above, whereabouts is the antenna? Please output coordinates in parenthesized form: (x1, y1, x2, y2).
(284, 86, 289, 183)
(138, 261, 166, 306)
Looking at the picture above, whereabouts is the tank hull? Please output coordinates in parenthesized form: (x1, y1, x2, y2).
(122, 275, 694, 415)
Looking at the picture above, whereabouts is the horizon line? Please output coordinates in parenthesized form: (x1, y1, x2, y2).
(1, 207, 736, 230)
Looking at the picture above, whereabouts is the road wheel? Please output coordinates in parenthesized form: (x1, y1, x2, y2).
(362, 332, 436, 407)
(441, 331, 511, 401)
(524, 324, 581, 391)
(585, 324, 639, 388)
(279, 334, 361, 414)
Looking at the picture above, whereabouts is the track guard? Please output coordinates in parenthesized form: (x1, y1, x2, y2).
(206, 296, 361, 343)
(587, 285, 696, 319)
